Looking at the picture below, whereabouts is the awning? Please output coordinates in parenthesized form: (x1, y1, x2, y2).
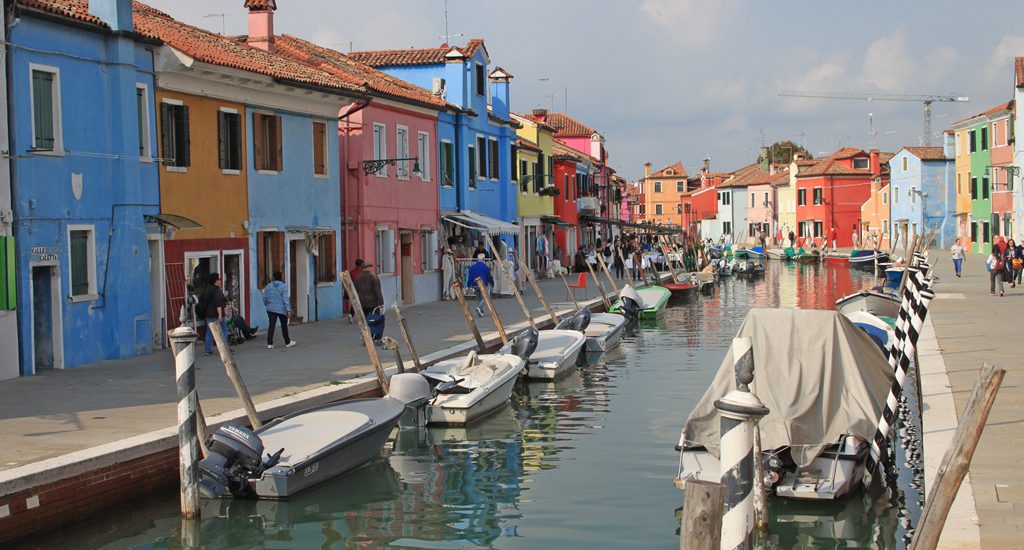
(144, 213, 202, 230)
(540, 215, 571, 228)
(579, 215, 680, 235)
(442, 211, 518, 236)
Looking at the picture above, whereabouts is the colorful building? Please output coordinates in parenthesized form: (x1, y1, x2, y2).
(860, 181, 892, 249)
(679, 171, 721, 237)
(952, 122, 973, 250)
(512, 112, 557, 271)
(1014, 59, 1024, 241)
(641, 161, 689, 225)
(552, 139, 587, 265)
(951, 102, 1011, 254)
(0, 4, 16, 380)
(11, 0, 160, 375)
(795, 148, 889, 248)
(779, 157, 816, 240)
(887, 141, 956, 248)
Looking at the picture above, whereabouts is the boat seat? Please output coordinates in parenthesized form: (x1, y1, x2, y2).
(259, 410, 372, 466)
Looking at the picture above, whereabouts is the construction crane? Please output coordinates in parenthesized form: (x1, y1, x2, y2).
(778, 90, 970, 146)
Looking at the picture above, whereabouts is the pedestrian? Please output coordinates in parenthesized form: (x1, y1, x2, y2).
(950, 237, 965, 278)
(346, 259, 365, 323)
(987, 248, 1005, 296)
(613, 241, 625, 279)
(1005, 239, 1021, 288)
(263, 270, 295, 349)
(852, 230, 860, 250)
(1014, 240, 1024, 286)
(758, 230, 767, 250)
(353, 260, 384, 318)
(829, 227, 837, 251)
(788, 230, 796, 248)
(199, 272, 228, 357)
(467, 253, 494, 317)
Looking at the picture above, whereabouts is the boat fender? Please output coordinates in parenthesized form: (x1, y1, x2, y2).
(509, 328, 539, 360)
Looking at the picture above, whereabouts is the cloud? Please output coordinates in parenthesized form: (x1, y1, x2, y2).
(640, 0, 737, 46)
(984, 35, 1024, 87)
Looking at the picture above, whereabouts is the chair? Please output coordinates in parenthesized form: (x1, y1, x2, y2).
(567, 272, 587, 301)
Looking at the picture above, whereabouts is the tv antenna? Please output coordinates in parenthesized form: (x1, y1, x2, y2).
(203, 13, 225, 35)
(440, 0, 464, 44)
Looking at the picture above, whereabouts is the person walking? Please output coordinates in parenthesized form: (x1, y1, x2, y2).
(346, 259, 365, 323)
(987, 248, 1005, 296)
(950, 237, 965, 278)
(199, 272, 228, 357)
(263, 271, 295, 349)
(852, 230, 860, 250)
(353, 261, 384, 317)
(1005, 239, 1021, 289)
(788, 230, 796, 248)
(612, 240, 625, 279)
(467, 253, 494, 317)
(829, 227, 838, 251)
(1014, 240, 1024, 286)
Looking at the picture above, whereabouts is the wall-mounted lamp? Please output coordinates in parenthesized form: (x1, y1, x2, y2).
(363, 157, 421, 176)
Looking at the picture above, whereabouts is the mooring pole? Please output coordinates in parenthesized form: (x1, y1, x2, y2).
(584, 256, 612, 310)
(477, 278, 508, 345)
(391, 304, 422, 372)
(208, 322, 262, 428)
(596, 252, 620, 293)
(380, 336, 406, 374)
(715, 336, 769, 550)
(451, 282, 487, 352)
(169, 327, 201, 520)
(493, 256, 538, 329)
(559, 272, 581, 311)
(340, 271, 389, 393)
(521, 258, 560, 323)
(680, 479, 725, 550)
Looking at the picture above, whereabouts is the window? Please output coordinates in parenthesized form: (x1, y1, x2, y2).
(853, 157, 869, 170)
(160, 100, 190, 168)
(532, 162, 539, 193)
(417, 132, 430, 181)
(312, 121, 328, 176)
(676, 204, 682, 214)
(420, 230, 439, 271)
(396, 126, 410, 179)
(764, 192, 769, 206)
(910, 186, 917, 204)
(655, 204, 663, 215)
(957, 173, 961, 195)
(901, 156, 908, 172)
(981, 126, 988, 150)
(750, 192, 755, 207)
(538, 152, 547, 189)
(520, 160, 529, 193)
(0, 237, 13, 310)
(218, 109, 242, 172)
(993, 121, 1004, 147)
(256, 231, 284, 288)
(982, 176, 990, 199)
(477, 136, 487, 179)
(971, 177, 978, 199)
(722, 221, 732, 235)
(882, 191, 888, 205)
(564, 174, 570, 201)
(314, 232, 336, 283)
(375, 228, 395, 274)
(475, 63, 485, 97)
(136, 85, 151, 159)
(372, 123, 387, 177)
(797, 189, 806, 206)
(884, 219, 890, 236)
(955, 133, 961, 156)
(68, 226, 96, 299)
(677, 182, 686, 193)
(253, 112, 283, 172)
(440, 141, 454, 187)
(31, 66, 61, 152)
(489, 138, 499, 180)
(510, 145, 517, 182)
(654, 181, 662, 193)
(813, 221, 823, 237)
(468, 145, 477, 186)
(749, 223, 756, 237)
(722, 192, 730, 205)
(893, 187, 899, 205)
(813, 187, 823, 205)
(983, 221, 990, 244)
(969, 130, 977, 153)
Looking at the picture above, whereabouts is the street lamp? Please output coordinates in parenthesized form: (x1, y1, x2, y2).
(985, 165, 1021, 192)
(363, 157, 420, 176)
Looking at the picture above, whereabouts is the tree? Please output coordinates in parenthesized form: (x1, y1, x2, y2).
(757, 141, 811, 164)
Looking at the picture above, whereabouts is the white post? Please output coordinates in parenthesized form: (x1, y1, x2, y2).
(169, 326, 200, 519)
(715, 336, 768, 550)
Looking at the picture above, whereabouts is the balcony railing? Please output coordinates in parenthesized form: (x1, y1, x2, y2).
(577, 196, 600, 213)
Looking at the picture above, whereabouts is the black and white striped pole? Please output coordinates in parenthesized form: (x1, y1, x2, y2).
(715, 337, 769, 550)
(170, 326, 201, 519)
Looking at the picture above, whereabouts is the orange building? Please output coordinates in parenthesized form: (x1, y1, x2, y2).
(641, 161, 689, 225)
(859, 181, 891, 249)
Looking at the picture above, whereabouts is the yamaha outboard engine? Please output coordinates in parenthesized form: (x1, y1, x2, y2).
(388, 373, 433, 429)
(508, 328, 539, 360)
(555, 308, 591, 332)
(199, 423, 282, 498)
(618, 285, 643, 321)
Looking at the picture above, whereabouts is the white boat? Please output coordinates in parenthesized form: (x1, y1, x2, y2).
(834, 289, 901, 321)
(676, 309, 893, 501)
(555, 308, 627, 353)
(501, 327, 585, 380)
(842, 310, 895, 354)
(765, 248, 786, 260)
(421, 349, 527, 425)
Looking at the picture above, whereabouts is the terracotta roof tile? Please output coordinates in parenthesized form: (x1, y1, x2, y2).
(952, 100, 1013, 126)
(1017, 57, 1024, 88)
(19, 0, 108, 28)
(902, 147, 946, 161)
(243, 0, 275, 9)
(349, 39, 486, 67)
(273, 35, 446, 108)
(544, 112, 599, 138)
(133, 2, 364, 95)
(649, 161, 688, 179)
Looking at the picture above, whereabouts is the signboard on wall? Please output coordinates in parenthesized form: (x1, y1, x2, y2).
(30, 246, 59, 263)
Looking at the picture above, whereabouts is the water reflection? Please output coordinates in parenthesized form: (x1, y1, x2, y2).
(21, 261, 921, 549)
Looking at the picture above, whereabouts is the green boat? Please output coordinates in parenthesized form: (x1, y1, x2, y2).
(794, 249, 822, 263)
(609, 284, 671, 320)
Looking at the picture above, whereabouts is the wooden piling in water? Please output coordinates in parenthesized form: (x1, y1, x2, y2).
(451, 282, 487, 352)
(340, 271, 390, 394)
(493, 257, 538, 329)
(521, 260, 559, 323)
(391, 304, 422, 372)
(559, 272, 581, 311)
(596, 253, 620, 293)
(679, 479, 724, 550)
(208, 322, 262, 429)
(477, 278, 508, 345)
(169, 327, 200, 519)
(584, 257, 612, 310)
(380, 337, 406, 374)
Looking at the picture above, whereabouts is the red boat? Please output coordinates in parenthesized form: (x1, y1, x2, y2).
(663, 282, 698, 295)
(824, 254, 849, 265)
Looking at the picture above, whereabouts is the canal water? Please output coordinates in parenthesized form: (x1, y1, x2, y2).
(23, 261, 923, 549)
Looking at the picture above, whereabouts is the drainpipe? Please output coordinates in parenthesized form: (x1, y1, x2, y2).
(339, 98, 371, 268)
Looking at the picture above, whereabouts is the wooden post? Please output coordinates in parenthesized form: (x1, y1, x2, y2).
(451, 282, 487, 352)
(380, 337, 406, 374)
(169, 327, 200, 520)
(679, 479, 724, 550)
(559, 272, 581, 311)
(521, 259, 559, 323)
(585, 256, 612, 310)
(477, 278, 508, 345)
(340, 271, 389, 394)
(493, 256, 538, 329)
(391, 304, 422, 372)
(596, 252, 620, 293)
(752, 428, 768, 533)
(208, 322, 262, 429)
(195, 398, 209, 458)
(911, 364, 1005, 550)
(659, 242, 682, 283)
(898, 233, 919, 297)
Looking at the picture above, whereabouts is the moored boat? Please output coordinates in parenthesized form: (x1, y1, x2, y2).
(824, 253, 849, 264)
(663, 281, 698, 295)
(765, 248, 786, 260)
(748, 246, 766, 259)
(834, 289, 901, 320)
(794, 249, 821, 263)
(500, 328, 585, 380)
(885, 266, 904, 284)
(843, 310, 895, 353)
(581, 312, 627, 352)
(608, 284, 671, 319)
(848, 249, 890, 268)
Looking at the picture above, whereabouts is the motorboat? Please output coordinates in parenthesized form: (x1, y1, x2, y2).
(783, 246, 800, 260)
(735, 260, 764, 276)
(713, 258, 733, 277)
(676, 309, 894, 501)
(765, 248, 786, 260)
(824, 252, 849, 265)
(794, 249, 822, 263)
(834, 289, 900, 321)
(848, 249, 890, 268)
(885, 266, 904, 284)
(198, 373, 433, 499)
(499, 326, 585, 380)
(843, 310, 895, 354)
(609, 284, 671, 319)
(663, 280, 699, 295)
(748, 246, 766, 259)
(733, 248, 750, 260)
(421, 330, 537, 424)
(557, 308, 627, 352)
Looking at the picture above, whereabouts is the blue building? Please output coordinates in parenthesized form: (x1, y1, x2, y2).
(350, 40, 519, 246)
(887, 140, 956, 248)
(8, 0, 161, 375)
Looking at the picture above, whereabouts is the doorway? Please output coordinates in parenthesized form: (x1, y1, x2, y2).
(288, 238, 309, 323)
(400, 230, 414, 304)
(147, 238, 165, 349)
(30, 265, 63, 372)
(223, 251, 243, 320)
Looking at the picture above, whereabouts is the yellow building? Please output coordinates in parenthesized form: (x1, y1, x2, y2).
(953, 128, 972, 248)
(512, 112, 556, 272)
(641, 161, 688, 225)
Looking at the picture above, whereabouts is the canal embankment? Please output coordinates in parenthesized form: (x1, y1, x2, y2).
(0, 274, 639, 543)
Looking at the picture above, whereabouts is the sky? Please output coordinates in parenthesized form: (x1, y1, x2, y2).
(143, 0, 1023, 181)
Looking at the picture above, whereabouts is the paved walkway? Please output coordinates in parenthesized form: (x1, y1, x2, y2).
(0, 273, 631, 471)
(926, 250, 1021, 548)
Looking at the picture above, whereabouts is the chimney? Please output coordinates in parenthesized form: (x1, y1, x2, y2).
(489, 68, 512, 121)
(869, 149, 881, 177)
(89, 0, 133, 32)
(702, 157, 710, 174)
(643, 162, 652, 180)
(531, 108, 548, 122)
(793, 152, 805, 161)
(759, 146, 770, 172)
(943, 131, 955, 159)
(245, 0, 277, 52)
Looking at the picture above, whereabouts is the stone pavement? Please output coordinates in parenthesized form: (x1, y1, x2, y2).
(926, 250, 1023, 548)
(0, 273, 631, 471)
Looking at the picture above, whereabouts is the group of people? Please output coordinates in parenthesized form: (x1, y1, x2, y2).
(194, 270, 295, 357)
(968, 237, 1024, 297)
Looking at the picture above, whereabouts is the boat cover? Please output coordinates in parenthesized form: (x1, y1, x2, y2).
(681, 308, 893, 467)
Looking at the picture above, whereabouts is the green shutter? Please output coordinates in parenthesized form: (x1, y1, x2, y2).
(32, 71, 55, 150)
(0, 236, 15, 310)
(70, 231, 89, 296)
(468, 145, 476, 184)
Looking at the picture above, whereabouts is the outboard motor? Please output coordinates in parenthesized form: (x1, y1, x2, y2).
(199, 423, 282, 498)
(508, 328, 539, 360)
(555, 308, 591, 332)
(618, 285, 643, 321)
(388, 373, 433, 429)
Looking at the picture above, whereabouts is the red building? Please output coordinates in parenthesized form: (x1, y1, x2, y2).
(680, 171, 727, 235)
(795, 148, 891, 247)
(552, 140, 584, 261)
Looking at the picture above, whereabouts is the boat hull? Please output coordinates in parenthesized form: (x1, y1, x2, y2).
(583, 312, 626, 352)
(428, 370, 519, 424)
(608, 285, 671, 319)
(424, 355, 525, 425)
(765, 249, 786, 260)
(508, 329, 586, 380)
(835, 290, 901, 319)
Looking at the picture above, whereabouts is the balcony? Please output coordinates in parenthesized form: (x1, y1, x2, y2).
(577, 196, 600, 214)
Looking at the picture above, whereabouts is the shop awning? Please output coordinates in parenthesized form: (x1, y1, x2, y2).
(442, 211, 518, 235)
(144, 213, 202, 230)
(540, 215, 571, 228)
(579, 215, 680, 235)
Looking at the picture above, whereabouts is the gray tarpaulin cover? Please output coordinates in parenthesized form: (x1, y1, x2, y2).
(682, 308, 893, 466)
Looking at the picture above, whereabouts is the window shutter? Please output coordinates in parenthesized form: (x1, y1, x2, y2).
(274, 116, 283, 172)
(218, 112, 228, 170)
(231, 114, 242, 170)
(160, 103, 172, 164)
(253, 113, 265, 170)
(70, 231, 89, 295)
(257, 233, 267, 288)
(178, 105, 191, 166)
(313, 122, 326, 175)
(274, 233, 285, 275)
